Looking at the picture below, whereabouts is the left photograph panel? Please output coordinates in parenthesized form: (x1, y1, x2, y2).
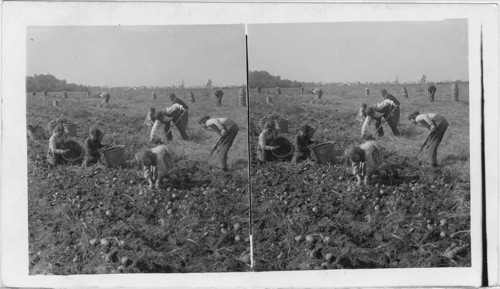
(26, 25, 250, 274)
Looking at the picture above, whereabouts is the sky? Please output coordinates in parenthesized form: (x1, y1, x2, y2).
(27, 25, 246, 87)
(248, 20, 468, 83)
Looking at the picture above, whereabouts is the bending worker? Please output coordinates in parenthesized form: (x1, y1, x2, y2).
(198, 116, 239, 172)
(165, 102, 189, 141)
(135, 144, 173, 190)
(345, 140, 382, 186)
(408, 111, 449, 167)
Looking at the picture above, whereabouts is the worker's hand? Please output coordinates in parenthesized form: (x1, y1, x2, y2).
(64, 149, 71, 154)
(430, 126, 437, 133)
(221, 130, 227, 137)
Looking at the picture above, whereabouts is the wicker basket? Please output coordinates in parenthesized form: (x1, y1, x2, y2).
(310, 142, 336, 164)
(102, 145, 126, 168)
(61, 140, 84, 162)
(270, 137, 293, 158)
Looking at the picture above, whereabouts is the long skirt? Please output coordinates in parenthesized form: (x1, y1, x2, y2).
(420, 118, 449, 165)
(214, 120, 239, 169)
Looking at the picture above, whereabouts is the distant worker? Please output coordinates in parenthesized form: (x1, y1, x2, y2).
(63, 91, 68, 98)
(257, 87, 262, 93)
(427, 84, 437, 102)
(257, 120, 279, 163)
(86, 90, 91, 98)
(356, 103, 368, 123)
(276, 87, 281, 95)
(312, 88, 323, 103)
(144, 107, 156, 127)
(82, 127, 108, 168)
(152, 92, 157, 100)
(300, 86, 304, 94)
(189, 91, 195, 102)
(98, 92, 111, 108)
(215, 89, 224, 106)
(165, 102, 189, 140)
(135, 144, 173, 190)
(47, 125, 70, 167)
(292, 123, 315, 163)
(198, 116, 240, 172)
(408, 111, 449, 167)
(345, 140, 381, 186)
(32, 92, 36, 97)
(365, 88, 370, 96)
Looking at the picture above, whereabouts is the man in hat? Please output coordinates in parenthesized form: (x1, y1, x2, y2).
(408, 111, 449, 167)
(257, 120, 279, 163)
(47, 124, 70, 167)
(82, 127, 108, 168)
(215, 89, 224, 106)
(292, 123, 315, 163)
(135, 144, 173, 190)
(169, 93, 189, 110)
(198, 116, 239, 172)
(344, 140, 381, 186)
(427, 84, 437, 102)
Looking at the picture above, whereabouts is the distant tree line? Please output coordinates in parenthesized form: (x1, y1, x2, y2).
(26, 74, 102, 93)
(249, 71, 315, 89)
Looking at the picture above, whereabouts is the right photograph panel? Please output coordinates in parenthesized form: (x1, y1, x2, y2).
(248, 21, 470, 271)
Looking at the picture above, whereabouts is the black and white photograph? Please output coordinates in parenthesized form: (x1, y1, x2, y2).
(25, 25, 250, 274)
(1, 2, 496, 288)
(249, 20, 472, 271)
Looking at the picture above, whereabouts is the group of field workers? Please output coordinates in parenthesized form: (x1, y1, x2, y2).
(140, 91, 238, 189)
(257, 87, 449, 186)
(44, 119, 110, 168)
(350, 88, 448, 185)
(43, 89, 239, 190)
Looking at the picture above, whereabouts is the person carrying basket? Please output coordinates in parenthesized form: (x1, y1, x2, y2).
(198, 116, 239, 172)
